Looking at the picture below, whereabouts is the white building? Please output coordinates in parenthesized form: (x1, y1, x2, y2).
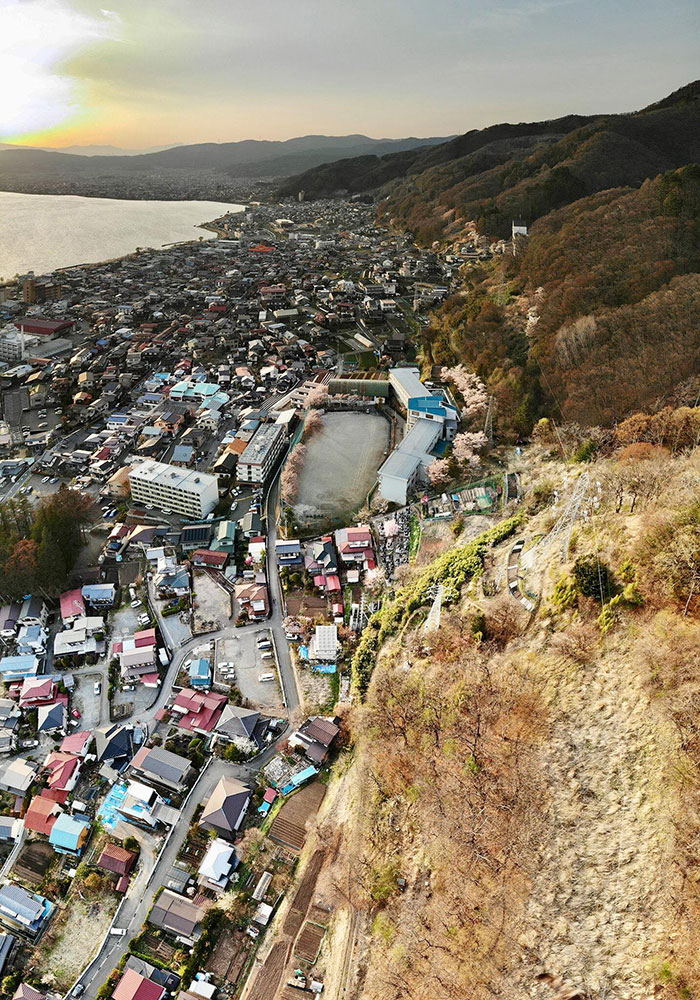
(237, 424, 286, 484)
(128, 460, 219, 518)
(377, 418, 442, 505)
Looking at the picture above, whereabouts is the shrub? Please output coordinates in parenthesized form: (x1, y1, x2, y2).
(572, 556, 613, 602)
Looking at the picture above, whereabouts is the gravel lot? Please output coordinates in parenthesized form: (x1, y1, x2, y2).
(216, 629, 285, 713)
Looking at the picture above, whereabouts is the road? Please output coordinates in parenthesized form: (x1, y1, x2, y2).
(71, 442, 301, 995)
(79, 732, 289, 997)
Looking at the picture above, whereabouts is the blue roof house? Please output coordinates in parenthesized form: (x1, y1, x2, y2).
(82, 584, 116, 608)
(0, 883, 54, 938)
(189, 658, 211, 689)
(49, 814, 90, 856)
(0, 655, 39, 683)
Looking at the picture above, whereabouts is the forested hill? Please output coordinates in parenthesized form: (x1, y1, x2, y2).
(278, 81, 700, 240)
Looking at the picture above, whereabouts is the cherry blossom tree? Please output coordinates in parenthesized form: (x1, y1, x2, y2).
(428, 458, 451, 486)
(303, 410, 324, 438)
(280, 444, 307, 502)
(364, 566, 387, 596)
(452, 431, 488, 468)
(441, 365, 488, 420)
(306, 385, 328, 409)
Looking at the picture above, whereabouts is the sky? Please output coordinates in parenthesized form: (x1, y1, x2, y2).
(1, 0, 698, 149)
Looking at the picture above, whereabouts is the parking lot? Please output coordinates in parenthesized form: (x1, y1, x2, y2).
(215, 628, 285, 713)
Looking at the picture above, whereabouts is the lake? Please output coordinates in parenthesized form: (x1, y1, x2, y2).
(294, 411, 390, 530)
(0, 192, 244, 279)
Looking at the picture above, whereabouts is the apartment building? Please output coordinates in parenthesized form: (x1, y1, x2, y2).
(128, 460, 219, 518)
(237, 424, 285, 484)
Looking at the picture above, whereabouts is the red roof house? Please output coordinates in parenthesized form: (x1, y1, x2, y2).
(59, 588, 85, 624)
(42, 752, 81, 803)
(19, 677, 56, 708)
(60, 730, 92, 756)
(97, 842, 136, 876)
(23, 794, 62, 836)
(112, 969, 165, 1000)
(191, 549, 229, 569)
(171, 688, 226, 733)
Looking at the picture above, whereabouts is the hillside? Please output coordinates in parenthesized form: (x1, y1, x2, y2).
(424, 164, 700, 433)
(279, 82, 700, 242)
(317, 439, 700, 1000)
(276, 114, 595, 200)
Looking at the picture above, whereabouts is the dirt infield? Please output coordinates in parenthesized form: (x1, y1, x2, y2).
(246, 940, 290, 1000)
(283, 848, 325, 937)
(269, 781, 327, 852)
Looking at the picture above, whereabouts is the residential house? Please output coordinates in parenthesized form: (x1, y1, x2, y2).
(16, 625, 47, 656)
(170, 689, 226, 734)
(188, 657, 211, 689)
(198, 838, 237, 894)
(17, 597, 48, 629)
(23, 795, 62, 837)
(275, 539, 303, 567)
(48, 814, 90, 856)
(42, 751, 80, 803)
(309, 624, 340, 661)
(97, 842, 137, 877)
(334, 525, 375, 568)
(0, 699, 21, 755)
(0, 758, 37, 797)
(81, 583, 116, 609)
(0, 656, 40, 683)
(116, 781, 179, 830)
(128, 745, 193, 792)
(289, 716, 340, 765)
(190, 549, 228, 570)
(215, 705, 269, 750)
(19, 677, 56, 709)
(112, 969, 165, 1000)
(179, 523, 212, 552)
(0, 884, 53, 938)
(233, 581, 269, 619)
(209, 519, 236, 554)
(94, 723, 135, 766)
(60, 730, 92, 756)
(147, 889, 202, 943)
(37, 703, 67, 735)
(200, 775, 250, 838)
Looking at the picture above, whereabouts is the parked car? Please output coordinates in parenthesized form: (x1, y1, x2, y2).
(94, 681, 102, 696)
(71, 708, 81, 719)
(131, 599, 142, 608)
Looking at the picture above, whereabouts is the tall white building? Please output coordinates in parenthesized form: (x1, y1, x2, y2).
(237, 424, 285, 484)
(128, 460, 219, 518)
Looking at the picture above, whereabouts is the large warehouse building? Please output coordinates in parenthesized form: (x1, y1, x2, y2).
(128, 460, 219, 518)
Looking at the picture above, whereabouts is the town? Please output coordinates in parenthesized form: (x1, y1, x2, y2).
(0, 198, 508, 1000)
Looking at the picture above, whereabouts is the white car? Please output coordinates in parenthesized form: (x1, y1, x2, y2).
(94, 681, 102, 696)
(42, 476, 50, 483)
(130, 599, 142, 608)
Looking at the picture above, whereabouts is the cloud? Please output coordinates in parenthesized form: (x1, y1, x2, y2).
(0, 0, 118, 137)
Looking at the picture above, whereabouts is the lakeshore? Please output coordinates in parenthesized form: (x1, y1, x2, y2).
(0, 191, 244, 278)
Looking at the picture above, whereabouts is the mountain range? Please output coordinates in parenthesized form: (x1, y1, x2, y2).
(0, 133, 453, 181)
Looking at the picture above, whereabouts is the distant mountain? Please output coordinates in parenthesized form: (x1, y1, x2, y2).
(0, 133, 454, 181)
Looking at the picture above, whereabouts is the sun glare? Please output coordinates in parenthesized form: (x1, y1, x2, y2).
(0, 0, 118, 140)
